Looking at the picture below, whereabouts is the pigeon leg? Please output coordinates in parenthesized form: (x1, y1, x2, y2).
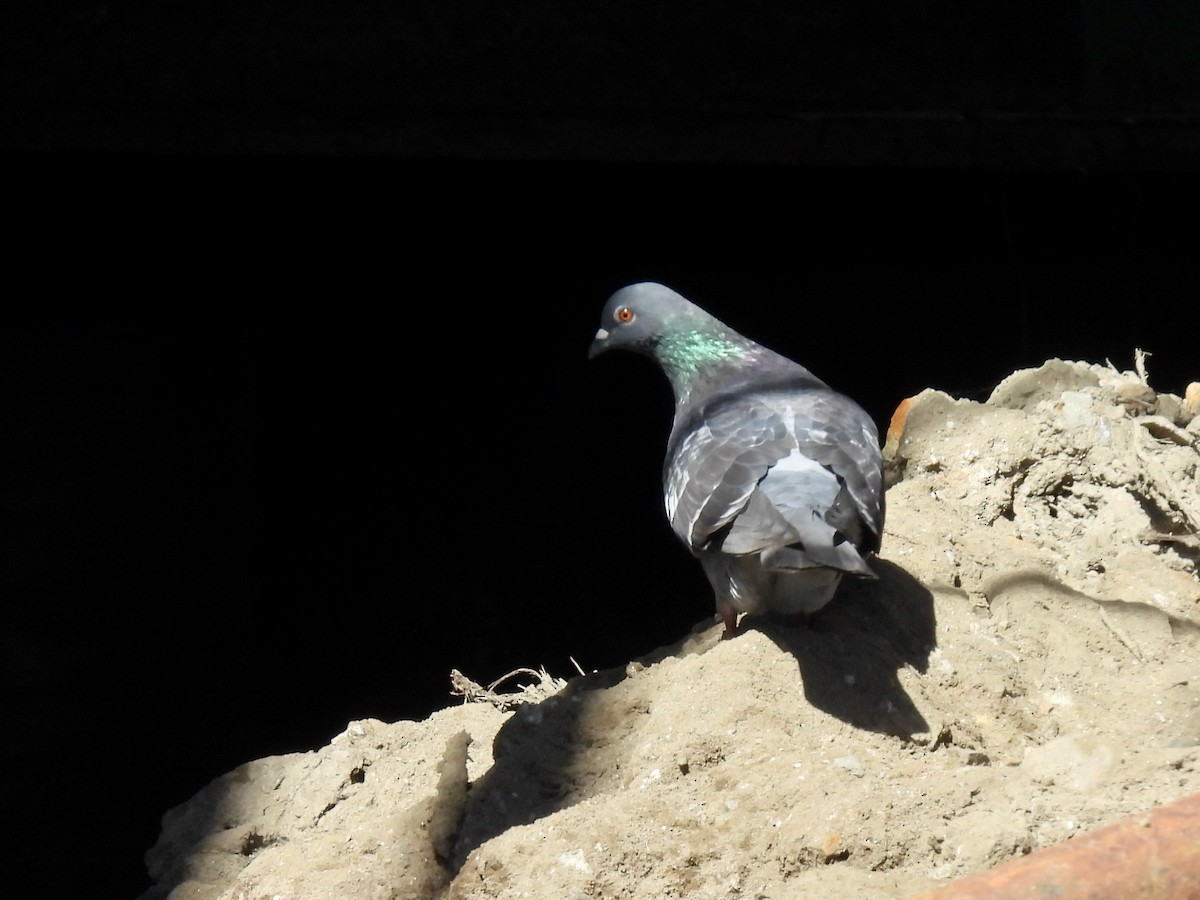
(718, 607, 739, 639)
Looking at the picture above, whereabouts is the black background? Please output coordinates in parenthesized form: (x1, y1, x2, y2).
(3, 3, 1200, 897)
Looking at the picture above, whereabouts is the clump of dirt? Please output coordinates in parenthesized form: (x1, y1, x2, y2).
(140, 358, 1200, 900)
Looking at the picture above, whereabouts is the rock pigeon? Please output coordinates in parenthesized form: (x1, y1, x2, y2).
(588, 282, 885, 637)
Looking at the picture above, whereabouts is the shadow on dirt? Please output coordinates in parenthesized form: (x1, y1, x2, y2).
(984, 568, 1200, 638)
(746, 558, 936, 739)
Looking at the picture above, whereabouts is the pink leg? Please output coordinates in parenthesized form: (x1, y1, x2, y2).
(718, 607, 739, 639)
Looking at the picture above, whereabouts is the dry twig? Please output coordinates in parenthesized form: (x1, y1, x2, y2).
(449, 665, 568, 710)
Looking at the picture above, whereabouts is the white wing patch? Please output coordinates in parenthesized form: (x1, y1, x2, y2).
(664, 424, 714, 545)
(768, 446, 830, 479)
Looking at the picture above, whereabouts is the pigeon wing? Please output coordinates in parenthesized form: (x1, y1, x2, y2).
(664, 396, 795, 554)
(786, 390, 885, 548)
(665, 388, 883, 561)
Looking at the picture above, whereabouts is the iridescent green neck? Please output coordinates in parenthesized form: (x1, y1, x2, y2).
(656, 328, 751, 397)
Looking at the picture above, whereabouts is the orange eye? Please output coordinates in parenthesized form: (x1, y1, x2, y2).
(615, 306, 635, 324)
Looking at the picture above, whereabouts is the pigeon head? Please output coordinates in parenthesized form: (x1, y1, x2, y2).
(589, 282, 786, 403)
(589, 283, 694, 358)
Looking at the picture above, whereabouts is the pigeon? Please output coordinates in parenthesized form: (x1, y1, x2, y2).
(588, 282, 885, 638)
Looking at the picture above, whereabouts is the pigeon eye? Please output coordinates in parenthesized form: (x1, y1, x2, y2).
(615, 306, 635, 324)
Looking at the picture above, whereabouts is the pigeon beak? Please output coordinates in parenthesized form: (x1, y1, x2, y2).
(587, 328, 610, 359)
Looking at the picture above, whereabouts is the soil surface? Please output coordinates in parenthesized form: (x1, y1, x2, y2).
(140, 358, 1200, 899)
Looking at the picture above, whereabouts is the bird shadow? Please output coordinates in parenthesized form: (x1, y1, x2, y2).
(742, 557, 937, 739)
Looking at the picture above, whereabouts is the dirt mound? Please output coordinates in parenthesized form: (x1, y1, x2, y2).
(140, 359, 1200, 900)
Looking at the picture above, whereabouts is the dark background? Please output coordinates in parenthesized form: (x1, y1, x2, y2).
(3, 3, 1199, 897)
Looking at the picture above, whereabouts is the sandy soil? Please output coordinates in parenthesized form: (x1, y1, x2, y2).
(140, 358, 1200, 899)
